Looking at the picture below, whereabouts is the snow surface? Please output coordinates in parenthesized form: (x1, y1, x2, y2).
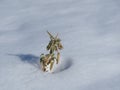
(0, 0, 120, 90)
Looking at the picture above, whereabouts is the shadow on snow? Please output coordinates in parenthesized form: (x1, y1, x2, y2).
(8, 54, 73, 73)
(8, 54, 40, 69)
(54, 58, 73, 73)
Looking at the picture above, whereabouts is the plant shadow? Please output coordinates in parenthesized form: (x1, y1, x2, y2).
(54, 58, 73, 73)
(8, 54, 40, 69)
(8, 54, 73, 73)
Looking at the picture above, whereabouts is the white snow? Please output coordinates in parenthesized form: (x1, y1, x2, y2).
(0, 0, 120, 90)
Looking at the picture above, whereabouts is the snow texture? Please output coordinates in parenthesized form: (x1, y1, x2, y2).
(0, 0, 120, 90)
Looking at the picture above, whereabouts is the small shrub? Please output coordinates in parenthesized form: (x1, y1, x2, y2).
(40, 31, 63, 72)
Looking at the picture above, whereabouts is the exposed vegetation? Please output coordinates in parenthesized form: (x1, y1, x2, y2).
(40, 31, 63, 72)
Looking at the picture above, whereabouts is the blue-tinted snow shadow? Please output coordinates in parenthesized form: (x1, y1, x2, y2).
(8, 54, 73, 73)
(8, 54, 40, 69)
(54, 58, 73, 73)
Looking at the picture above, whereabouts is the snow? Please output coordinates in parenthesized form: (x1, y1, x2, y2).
(0, 0, 120, 90)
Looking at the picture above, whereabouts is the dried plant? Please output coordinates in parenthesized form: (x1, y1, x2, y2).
(40, 31, 63, 72)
